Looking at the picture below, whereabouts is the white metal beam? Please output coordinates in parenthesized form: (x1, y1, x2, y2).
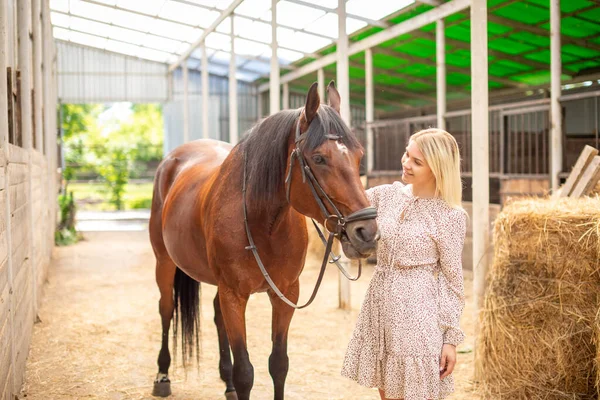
(258, 0, 471, 92)
(471, 0, 490, 326)
(169, 0, 243, 72)
(183, 61, 190, 143)
(337, 0, 351, 311)
(365, 48, 374, 174)
(283, 83, 290, 109)
(202, 45, 209, 139)
(270, 0, 280, 115)
(287, 0, 389, 28)
(318, 68, 325, 102)
(229, 16, 238, 144)
(436, 19, 446, 130)
(550, 0, 562, 192)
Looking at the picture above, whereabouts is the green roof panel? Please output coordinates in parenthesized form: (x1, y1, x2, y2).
(488, 38, 538, 55)
(493, 2, 549, 24)
(398, 63, 436, 77)
(373, 53, 409, 69)
(540, 17, 600, 38)
(507, 32, 550, 48)
(393, 38, 436, 58)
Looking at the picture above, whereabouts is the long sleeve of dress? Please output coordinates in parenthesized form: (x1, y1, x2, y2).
(436, 208, 467, 346)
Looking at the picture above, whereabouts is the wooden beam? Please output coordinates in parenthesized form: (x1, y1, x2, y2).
(570, 155, 600, 198)
(557, 145, 598, 197)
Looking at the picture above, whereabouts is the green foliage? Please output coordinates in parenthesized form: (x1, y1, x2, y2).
(61, 102, 164, 210)
(55, 191, 81, 246)
(67, 183, 154, 211)
(97, 146, 131, 210)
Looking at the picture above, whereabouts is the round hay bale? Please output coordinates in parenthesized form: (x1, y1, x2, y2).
(475, 196, 600, 399)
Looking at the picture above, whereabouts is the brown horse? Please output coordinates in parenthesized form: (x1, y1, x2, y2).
(149, 81, 379, 400)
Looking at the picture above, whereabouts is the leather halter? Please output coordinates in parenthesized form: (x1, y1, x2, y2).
(243, 114, 378, 309)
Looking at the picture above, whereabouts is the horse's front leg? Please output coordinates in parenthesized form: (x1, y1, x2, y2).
(218, 285, 254, 400)
(214, 291, 237, 399)
(267, 279, 299, 400)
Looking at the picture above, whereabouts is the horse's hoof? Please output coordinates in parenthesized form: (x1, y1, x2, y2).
(152, 380, 172, 397)
(225, 390, 238, 400)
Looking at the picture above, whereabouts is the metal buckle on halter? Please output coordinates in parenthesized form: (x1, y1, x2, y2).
(324, 214, 345, 236)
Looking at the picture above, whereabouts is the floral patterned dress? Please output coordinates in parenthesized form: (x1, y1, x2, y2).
(341, 181, 467, 400)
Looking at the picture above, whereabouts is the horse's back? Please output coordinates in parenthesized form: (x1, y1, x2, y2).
(150, 139, 233, 283)
(154, 139, 233, 203)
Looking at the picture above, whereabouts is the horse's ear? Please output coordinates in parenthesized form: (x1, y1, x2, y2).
(304, 82, 320, 125)
(327, 80, 341, 114)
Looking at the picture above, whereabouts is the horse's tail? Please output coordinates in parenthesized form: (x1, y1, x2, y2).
(173, 267, 201, 367)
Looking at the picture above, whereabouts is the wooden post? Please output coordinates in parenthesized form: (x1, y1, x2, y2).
(337, 0, 351, 310)
(471, 0, 489, 329)
(0, 0, 17, 395)
(32, 0, 43, 152)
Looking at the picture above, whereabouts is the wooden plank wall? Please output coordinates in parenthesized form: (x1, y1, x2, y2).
(0, 0, 59, 398)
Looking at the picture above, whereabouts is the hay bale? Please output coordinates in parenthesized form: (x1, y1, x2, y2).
(475, 196, 600, 399)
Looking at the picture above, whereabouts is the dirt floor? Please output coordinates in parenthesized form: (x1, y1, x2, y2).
(21, 231, 478, 400)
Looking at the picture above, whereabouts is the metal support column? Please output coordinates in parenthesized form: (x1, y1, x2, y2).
(270, 0, 280, 115)
(436, 19, 446, 130)
(365, 48, 374, 174)
(202, 44, 209, 139)
(550, 0, 562, 192)
(229, 16, 238, 143)
(471, 0, 490, 328)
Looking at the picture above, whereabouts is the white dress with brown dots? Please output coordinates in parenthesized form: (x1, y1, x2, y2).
(341, 181, 467, 400)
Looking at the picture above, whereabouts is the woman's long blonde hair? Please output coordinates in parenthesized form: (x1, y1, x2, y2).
(410, 128, 463, 208)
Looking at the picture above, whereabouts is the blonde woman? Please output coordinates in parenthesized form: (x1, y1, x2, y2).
(341, 129, 467, 400)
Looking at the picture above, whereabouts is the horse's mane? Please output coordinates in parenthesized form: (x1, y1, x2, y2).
(238, 105, 361, 207)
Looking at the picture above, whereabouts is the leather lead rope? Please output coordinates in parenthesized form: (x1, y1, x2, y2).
(243, 152, 335, 309)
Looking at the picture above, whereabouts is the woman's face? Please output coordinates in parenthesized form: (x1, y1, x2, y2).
(401, 140, 435, 187)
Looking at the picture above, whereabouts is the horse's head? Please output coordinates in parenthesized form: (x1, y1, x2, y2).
(285, 81, 379, 259)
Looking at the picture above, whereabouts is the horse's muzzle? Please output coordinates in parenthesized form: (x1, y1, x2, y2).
(341, 219, 379, 259)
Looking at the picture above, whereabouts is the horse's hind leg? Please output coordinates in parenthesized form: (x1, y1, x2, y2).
(214, 291, 238, 399)
(153, 256, 177, 397)
(267, 280, 299, 400)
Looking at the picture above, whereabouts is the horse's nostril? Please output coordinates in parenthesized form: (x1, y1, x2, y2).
(356, 227, 367, 242)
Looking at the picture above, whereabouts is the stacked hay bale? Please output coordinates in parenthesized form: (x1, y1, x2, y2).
(476, 197, 600, 399)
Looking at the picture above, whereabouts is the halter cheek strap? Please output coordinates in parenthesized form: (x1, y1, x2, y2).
(243, 113, 378, 309)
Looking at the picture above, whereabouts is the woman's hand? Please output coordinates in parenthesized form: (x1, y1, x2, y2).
(439, 343, 456, 379)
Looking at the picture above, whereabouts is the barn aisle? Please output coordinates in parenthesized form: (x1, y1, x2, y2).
(21, 231, 476, 400)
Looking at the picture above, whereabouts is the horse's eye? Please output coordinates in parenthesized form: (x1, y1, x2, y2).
(312, 155, 326, 165)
